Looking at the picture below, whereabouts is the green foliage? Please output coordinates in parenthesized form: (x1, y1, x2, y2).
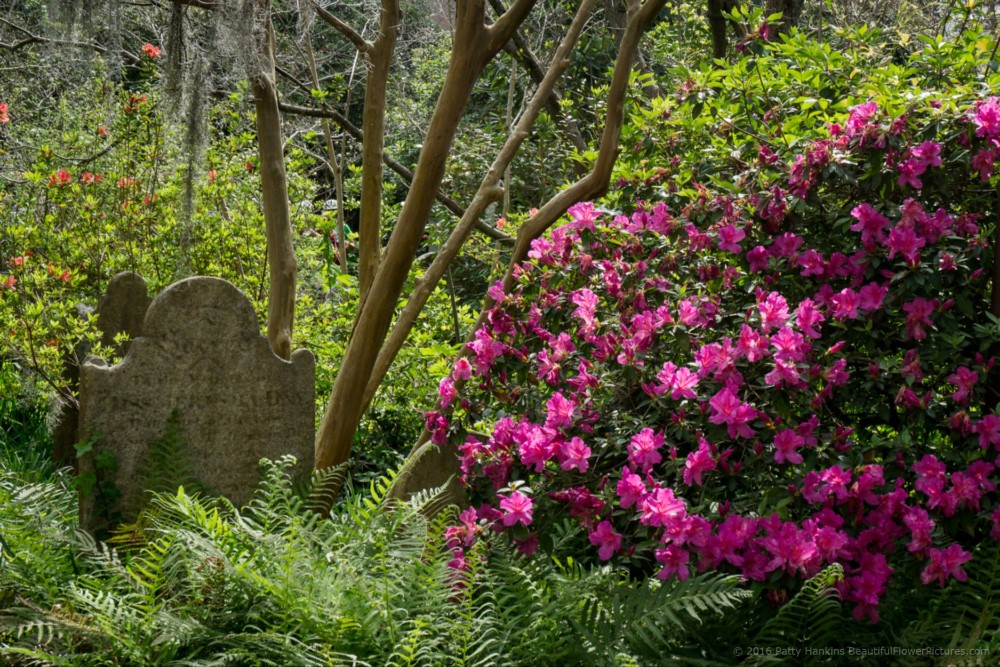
(0, 455, 759, 665)
(746, 565, 847, 664)
(574, 570, 753, 665)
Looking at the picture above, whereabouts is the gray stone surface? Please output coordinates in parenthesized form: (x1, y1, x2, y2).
(97, 271, 151, 352)
(78, 276, 314, 531)
(53, 273, 149, 468)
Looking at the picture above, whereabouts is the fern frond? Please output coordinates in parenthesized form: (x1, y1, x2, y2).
(747, 563, 845, 661)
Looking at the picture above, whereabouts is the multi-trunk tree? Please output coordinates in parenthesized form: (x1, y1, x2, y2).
(2, 0, 670, 498)
(224, 0, 669, 497)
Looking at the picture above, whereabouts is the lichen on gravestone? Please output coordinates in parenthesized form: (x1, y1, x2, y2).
(77, 276, 314, 533)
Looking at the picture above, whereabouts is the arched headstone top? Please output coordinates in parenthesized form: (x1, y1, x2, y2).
(141, 276, 261, 347)
(77, 275, 315, 533)
(97, 271, 151, 349)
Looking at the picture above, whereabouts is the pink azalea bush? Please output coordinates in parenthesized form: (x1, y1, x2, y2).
(434, 97, 1000, 623)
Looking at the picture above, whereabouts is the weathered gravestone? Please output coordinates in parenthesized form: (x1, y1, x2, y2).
(77, 276, 315, 532)
(53, 272, 151, 468)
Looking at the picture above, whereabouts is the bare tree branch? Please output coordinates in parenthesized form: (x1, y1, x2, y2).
(366, 0, 600, 417)
(0, 17, 139, 63)
(314, 0, 540, 476)
(393, 0, 669, 499)
(488, 0, 540, 50)
(275, 77, 513, 243)
(488, 0, 588, 154)
(312, 0, 371, 53)
(356, 0, 400, 300)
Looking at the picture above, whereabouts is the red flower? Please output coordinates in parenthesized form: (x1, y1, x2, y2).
(0, 101, 9, 124)
(142, 43, 161, 59)
(48, 170, 72, 186)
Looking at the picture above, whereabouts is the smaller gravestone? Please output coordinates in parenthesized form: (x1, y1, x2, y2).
(77, 276, 314, 532)
(52, 273, 151, 468)
(96, 271, 152, 353)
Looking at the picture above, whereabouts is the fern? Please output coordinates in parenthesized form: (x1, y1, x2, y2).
(894, 541, 1000, 657)
(745, 564, 846, 665)
(574, 569, 753, 665)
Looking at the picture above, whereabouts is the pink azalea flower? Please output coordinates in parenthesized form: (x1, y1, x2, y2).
(438, 377, 458, 408)
(796, 249, 825, 277)
(640, 487, 686, 528)
(452, 357, 473, 381)
(771, 327, 807, 362)
(737, 324, 770, 362)
(655, 544, 691, 580)
(746, 245, 770, 272)
(975, 414, 1000, 449)
(589, 520, 623, 560)
(708, 386, 757, 439)
(846, 100, 879, 137)
(850, 203, 890, 247)
(831, 288, 861, 321)
(545, 391, 576, 429)
(570, 288, 599, 333)
(758, 291, 790, 332)
(628, 428, 665, 472)
(973, 97, 1000, 139)
(568, 201, 599, 231)
(902, 297, 936, 340)
(764, 358, 805, 389)
(972, 148, 997, 181)
(499, 491, 534, 527)
(773, 429, 805, 465)
(920, 544, 972, 587)
(795, 299, 825, 339)
(558, 437, 591, 473)
(759, 520, 818, 577)
(616, 466, 647, 509)
(467, 328, 505, 374)
(858, 282, 888, 311)
(771, 232, 804, 257)
(897, 157, 926, 188)
(517, 422, 556, 472)
(912, 140, 942, 167)
(903, 506, 935, 553)
(716, 223, 745, 253)
(671, 367, 700, 400)
(948, 366, 978, 404)
(682, 438, 717, 486)
(886, 225, 926, 265)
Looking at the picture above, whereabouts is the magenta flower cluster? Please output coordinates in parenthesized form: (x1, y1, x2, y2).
(436, 98, 1000, 623)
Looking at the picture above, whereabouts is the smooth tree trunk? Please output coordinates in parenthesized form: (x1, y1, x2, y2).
(251, 0, 296, 360)
(314, 0, 540, 475)
(358, 1, 399, 302)
(362, 0, 601, 413)
(389, 0, 669, 502)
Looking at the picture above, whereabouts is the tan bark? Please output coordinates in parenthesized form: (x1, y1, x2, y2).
(251, 1, 296, 360)
(487, 0, 589, 155)
(390, 0, 668, 501)
(314, 0, 540, 475)
(358, 0, 399, 301)
(362, 0, 600, 414)
(275, 75, 514, 244)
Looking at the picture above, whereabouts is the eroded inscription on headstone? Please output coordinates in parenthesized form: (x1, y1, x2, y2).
(77, 276, 314, 531)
